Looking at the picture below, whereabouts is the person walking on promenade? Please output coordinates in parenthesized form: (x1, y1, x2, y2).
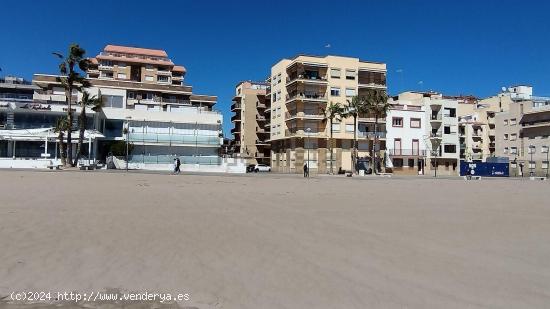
(175, 157, 181, 174)
(303, 163, 309, 178)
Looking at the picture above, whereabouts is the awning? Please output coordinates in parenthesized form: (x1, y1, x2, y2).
(0, 128, 105, 142)
(520, 110, 550, 124)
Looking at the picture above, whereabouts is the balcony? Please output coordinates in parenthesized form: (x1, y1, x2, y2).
(255, 140, 269, 145)
(156, 70, 172, 76)
(488, 117, 495, 125)
(430, 101, 442, 109)
(256, 115, 267, 121)
(231, 103, 241, 111)
(472, 131, 483, 139)
(489, 142, 496, 148)
(285, 111, 324, 120)
(430, 114, 442, 122)
(358, 71, 387, 89)
(286, 92, 328, 103)
(285, 128, 325, 137)
(231, 114, 241, 122)
(231, 127, 241, 134)
(286, 74, 328, 86)
(357, 132, 386, 139)
(430, 132, 442, 139)
(388, 149, 426, 156)
(257, 102, 267, 109)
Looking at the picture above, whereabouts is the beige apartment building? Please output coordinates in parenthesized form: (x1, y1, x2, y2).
(268, 54, 387, 174)
(458, 93, 512, 162)
(231, 81, 270, 164)
(494, 86, 550, 177)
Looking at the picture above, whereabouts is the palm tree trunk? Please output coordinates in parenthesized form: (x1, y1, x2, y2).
(329, 117, 333, 174)
(353, 115, 357, 174)
(373, 116, 378, 175)
(58, 131, 66, 166)
(66, 87, 73, 167)
(74, 106, 86, 166)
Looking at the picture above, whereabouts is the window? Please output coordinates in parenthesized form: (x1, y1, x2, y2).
(542, 146, 549, 153)
(392, 117, 403, 127)
(146, 65, 154, 71)
(331, 123, 341, 132)
(100, 60, 113, 67)
(101, 95, 124, 108)
(444, 108, 456, 118)
(408, 159, 415, 168)
(345, 69, 356, 80)
(510, 118, 517, 125)
(345, 88, 356, 97)
(117, 62, 126, 68)
(444, 126, 451, 134)
(394, 139, 402, 154)
(510, 147, 518, 154)
(510, 133, 517, 141)
(330, 68, 341, 79)
(157, 75, 169, 83)
(330, 87, 340, 96)
(504, 119, 509, 126)
(528, 146, 536, 154)
(128, 92, 135, 99)
(543, 161, 549, 169)
(410, 118, 421, 128)
(504, 147, 509, 154)
(145, 75, 154, 82)
(345, 124, 354, 132)
(117, 73, 127, 79)
(529, 161, 536, 169)
(504, 134, 508, 140)
(444, 144, 456, 153)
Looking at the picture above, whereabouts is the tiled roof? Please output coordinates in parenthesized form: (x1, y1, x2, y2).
(104, 45, 168, 58)
(172, 65, 186, 73)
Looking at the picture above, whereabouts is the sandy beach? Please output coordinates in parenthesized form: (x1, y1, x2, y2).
(1, 170, 550, 308)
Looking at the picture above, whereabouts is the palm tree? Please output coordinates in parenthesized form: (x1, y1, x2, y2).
(344, 95, 367, 174)
(52, 44, 91, 167)
(54, 117, 70, 166)
(74, 91, 104, 166)
(322, 102, 345, 174)
(364, 89, 389, 174)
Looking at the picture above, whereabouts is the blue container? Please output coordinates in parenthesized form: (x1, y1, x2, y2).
(460, 161, 509, 177)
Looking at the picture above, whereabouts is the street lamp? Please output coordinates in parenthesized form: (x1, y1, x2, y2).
(546, 145, 549, 178)
(529, 144, 535, 177)
(305, 127, 311, 177)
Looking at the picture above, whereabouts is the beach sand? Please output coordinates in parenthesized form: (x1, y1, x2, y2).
(1, 170, 550, 308)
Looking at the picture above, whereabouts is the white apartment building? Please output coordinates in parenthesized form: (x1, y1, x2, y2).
(391, 92, 460, 176)
(385, 101, 427, 175)
(1, 45, 224, 169)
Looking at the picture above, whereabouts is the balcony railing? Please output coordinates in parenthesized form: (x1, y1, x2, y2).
(128, 155, 221, 165)
(430, 132, 442, 138)
(388, 149, 427, 156)
(286, 92, 328, 102)
(431, 114, 442, 121)
(286, 74, 328, 84)
(358, 132, 386, 138)
(128, 133, 220, 145)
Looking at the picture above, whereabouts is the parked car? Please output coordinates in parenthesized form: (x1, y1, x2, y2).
(246, 164, 256, 173)
(253, 164, 271, 172)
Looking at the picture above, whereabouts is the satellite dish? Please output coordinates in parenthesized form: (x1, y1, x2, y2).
(501, 87, 507, 92)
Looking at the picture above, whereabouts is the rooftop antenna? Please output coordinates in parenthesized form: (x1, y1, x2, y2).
(501, 86, 507, 92)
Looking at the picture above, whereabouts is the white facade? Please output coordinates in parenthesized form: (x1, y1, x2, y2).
(386, 104, 427, 174)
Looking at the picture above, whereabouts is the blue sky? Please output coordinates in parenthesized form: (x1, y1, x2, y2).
(1, 0, 549, 135)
